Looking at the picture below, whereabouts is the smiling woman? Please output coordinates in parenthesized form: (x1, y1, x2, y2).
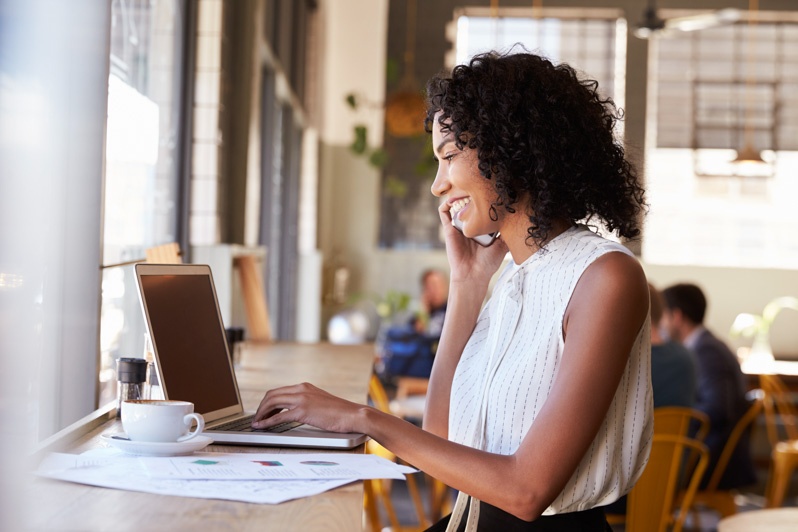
(252, 50, 652, 532)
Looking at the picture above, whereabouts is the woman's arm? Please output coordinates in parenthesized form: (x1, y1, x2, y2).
(421, 201, 509, 437)
(380, 251, 649, 519)
(422, 280, 488, 437)
(253, 252, 648, 521)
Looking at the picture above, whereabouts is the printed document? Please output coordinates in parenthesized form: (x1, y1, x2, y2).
(35, 448, 416, 504)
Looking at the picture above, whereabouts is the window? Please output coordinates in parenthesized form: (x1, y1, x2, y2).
(378, 7, 627, 249)
(643, 12, 798, 269)
(99, 0, 190, 405)
(257, 1, 314, 340)
(452, 9, 625, 105)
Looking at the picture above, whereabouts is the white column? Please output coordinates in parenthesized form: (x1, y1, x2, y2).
(0, 0, 110, 528)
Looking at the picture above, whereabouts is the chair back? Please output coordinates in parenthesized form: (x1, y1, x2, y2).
(235, 255, 272, 342)
(365, 373, 430, 531)
(760, 374, 798, 445)
(627, 434, 709, 532)
(654, 406, 710, 441)
(369, 373, 391, 414)
(145, 242, 182, 264)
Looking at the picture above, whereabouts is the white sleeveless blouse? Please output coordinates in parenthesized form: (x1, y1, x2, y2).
(448, 225, 653, 515)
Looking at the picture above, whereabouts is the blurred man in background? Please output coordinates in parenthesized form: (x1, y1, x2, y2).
(412, 268, 448, 337)
(661, 283, 756, 489)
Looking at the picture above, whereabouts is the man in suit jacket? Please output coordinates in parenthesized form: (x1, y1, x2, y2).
(661, 283, 757, 490)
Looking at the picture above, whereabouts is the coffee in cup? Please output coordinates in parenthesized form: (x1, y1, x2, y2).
(121, 399, 205, 443)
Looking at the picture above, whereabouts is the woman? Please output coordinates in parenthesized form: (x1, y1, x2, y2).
(253, 51, 652, 531)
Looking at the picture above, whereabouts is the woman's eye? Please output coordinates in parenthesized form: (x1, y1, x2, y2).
(444, 154, 455, 162)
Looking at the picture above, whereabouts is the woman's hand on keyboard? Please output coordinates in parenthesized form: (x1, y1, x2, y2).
(252, 382, 369, 434)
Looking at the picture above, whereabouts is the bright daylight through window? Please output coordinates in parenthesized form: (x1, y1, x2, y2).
(643, 12, 798, 269)
(100, 0, 187, 406)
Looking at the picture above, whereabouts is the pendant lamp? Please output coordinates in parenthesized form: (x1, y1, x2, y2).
(733, 0, 766, 166)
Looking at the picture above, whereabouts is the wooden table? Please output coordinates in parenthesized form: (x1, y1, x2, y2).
(717, 507, 798, 531)
(26, 342, 376, 532)
(743, 359, 798, 391)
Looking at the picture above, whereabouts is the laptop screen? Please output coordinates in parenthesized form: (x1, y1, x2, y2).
(138, 271, 240, 415)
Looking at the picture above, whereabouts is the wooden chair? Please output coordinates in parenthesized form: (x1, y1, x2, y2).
(605, 407, 709, 527)
(680, 391, 765, 520)
(388, 377, 428, 422)
(626, 434, 710, 532)
(364, 374, 429, 532)
(654, 406, 710, 442)
(760, 374, 798, 446)
(395, 377, 429, 401)
(386, 376, 453, 521)
(760, 374, 798, 507)
(145, 242, 182, 264)
(234, 255, 272, 342)
(768, 440, 798, 508)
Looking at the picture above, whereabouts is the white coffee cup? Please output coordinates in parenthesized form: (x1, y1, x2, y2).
(121, 399, 205, 443)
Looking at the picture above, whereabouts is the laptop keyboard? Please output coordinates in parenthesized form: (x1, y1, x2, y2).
(211, 415, 302, 433)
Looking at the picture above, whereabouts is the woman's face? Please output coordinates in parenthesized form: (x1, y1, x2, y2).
(430, 114, 503, 238)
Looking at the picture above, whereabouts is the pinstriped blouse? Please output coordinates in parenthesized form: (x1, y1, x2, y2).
(448, 224, 653, 514)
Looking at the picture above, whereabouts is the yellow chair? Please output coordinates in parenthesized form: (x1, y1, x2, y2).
(387, 376, 453, 522)
(760, 374, 798, 508)
(654, 406, 710, 441)
(760, 374, 798, 446)
(679, 392, 765, 521)
(626, 434, 710, 532)
(605, 406, 709, 527)
(364, 374, 429, 532)
(768, 440, 798, 508)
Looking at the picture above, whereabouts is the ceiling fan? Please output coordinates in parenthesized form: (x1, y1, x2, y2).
(633, 0, 741, 39)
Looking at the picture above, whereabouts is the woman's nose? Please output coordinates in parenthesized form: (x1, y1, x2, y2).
(430, 165, 448, 197)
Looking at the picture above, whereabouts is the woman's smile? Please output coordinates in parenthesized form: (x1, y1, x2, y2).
(449, 197, 472, 220)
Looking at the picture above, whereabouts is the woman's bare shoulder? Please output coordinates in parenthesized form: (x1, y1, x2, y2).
(567, 250, 648, 330)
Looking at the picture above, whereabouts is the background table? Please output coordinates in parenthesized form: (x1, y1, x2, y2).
(26, 342, 375, 532)
(717, 507, 798, 531)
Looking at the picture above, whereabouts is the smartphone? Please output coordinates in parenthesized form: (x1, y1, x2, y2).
(452, 215, 499, 247)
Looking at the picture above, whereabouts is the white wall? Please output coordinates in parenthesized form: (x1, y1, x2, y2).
(316, 0, 389, 317)
(319, 0, 388, 147)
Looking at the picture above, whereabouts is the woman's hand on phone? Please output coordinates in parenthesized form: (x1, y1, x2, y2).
(438, 201, 507, 284)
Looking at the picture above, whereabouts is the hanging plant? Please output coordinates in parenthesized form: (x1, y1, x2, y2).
(383, 175, 408, 199)
(384, 0, 425, 138)
(345, 93, 389, 169)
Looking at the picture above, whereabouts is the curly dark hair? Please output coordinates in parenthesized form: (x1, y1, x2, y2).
(425, 50, 647, 246)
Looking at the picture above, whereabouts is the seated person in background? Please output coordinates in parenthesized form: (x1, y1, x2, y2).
(412, 268, 449, 337)
(378, 269, 449, 384)
(649, 283, 697, 409)
(661, 283, 756, 490)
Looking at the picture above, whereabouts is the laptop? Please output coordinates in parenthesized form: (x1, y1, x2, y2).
(134, 262, 368, 449)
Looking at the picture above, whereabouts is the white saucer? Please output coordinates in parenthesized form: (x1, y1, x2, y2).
(101, 433, 213, 456)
